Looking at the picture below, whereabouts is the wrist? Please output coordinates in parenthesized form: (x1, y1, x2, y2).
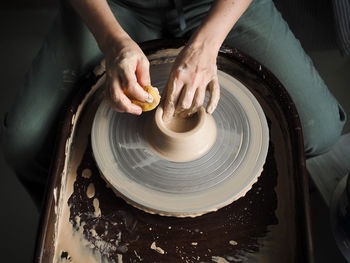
(189, 27, 223, 53)
(188, 32, 222, 56)
(98, 29, 130, 56)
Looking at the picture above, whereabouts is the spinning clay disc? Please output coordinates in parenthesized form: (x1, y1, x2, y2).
(91, 68, 269, 217)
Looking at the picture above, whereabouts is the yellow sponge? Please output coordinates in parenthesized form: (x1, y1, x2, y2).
(126, 85, 161, 112)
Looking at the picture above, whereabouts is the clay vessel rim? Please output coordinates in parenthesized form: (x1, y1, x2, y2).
(154, 106, 206, 138)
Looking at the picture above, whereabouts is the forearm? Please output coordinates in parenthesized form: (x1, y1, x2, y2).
(190, 0, 252, 50)
(68, 0, 129, 54)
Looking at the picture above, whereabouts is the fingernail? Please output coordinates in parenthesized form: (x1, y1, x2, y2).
(182, 101, 191, 109)
(135, 108, 142, 115)
(207, 105, 214, 114)
(145, 93, 153, 103)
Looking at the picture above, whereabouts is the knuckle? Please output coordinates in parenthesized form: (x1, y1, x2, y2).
(107, 96, 124, 112)
(143, 58, 150, 68)
(175, 70, 182, 79)
(115, 55, 126, 65)
(113, 95, 123, 105)
(120, 104, 129, 112)
(123, 79, 135, 91)
(118, 98, 130, 110)
(189, 75, 200, 87)
(118, 60, 129, 71)
(175, 66, 186, 78)
(110, 89, 124, 105)
(118, 48, 130, 59)
(121, 96, 129, 105)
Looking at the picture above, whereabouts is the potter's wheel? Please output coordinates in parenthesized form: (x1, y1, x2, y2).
(91, 69, 269, 217)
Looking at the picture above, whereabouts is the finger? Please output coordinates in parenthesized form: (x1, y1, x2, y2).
(175, 70, 202, 115)
(163, 77, 183, 121)
(114, 92, 143, 115)
(206, 76, 220, 114)
(119, 67, 153, 103)
(119, 92, 143, 115)
(187, 86, 206, 116)
(108, 80, 142, 115)
(105, 78, 122, 111)
(106, 83, 125, 113)
(175, 84, 196, 116)
(136, 57, 151, 87)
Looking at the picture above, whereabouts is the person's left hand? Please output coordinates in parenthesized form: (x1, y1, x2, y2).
(162, 43, 220, 121)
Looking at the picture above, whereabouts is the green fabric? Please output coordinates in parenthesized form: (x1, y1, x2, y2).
(224, 0, 347, 155)
(1, 0, 346, 188)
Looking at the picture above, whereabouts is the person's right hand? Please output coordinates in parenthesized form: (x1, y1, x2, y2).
(103, 37, 153, 115)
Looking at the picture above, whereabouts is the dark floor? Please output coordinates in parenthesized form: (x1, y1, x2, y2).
(0, 4, 349, 263)
(0, 9, 56, 263)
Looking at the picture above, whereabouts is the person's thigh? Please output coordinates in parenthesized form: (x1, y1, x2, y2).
(224, 0, 346, 156)
(1, 2, 161, 186)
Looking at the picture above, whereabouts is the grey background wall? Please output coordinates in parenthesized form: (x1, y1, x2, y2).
(0, 0, 349, 262)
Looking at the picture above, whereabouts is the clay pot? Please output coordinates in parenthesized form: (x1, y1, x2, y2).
(145, 106, 217, 162)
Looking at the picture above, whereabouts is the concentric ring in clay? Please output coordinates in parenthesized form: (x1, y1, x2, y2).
(91, 69, 269, 217)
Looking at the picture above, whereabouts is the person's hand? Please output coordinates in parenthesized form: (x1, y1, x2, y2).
(162, 42, 220, 121)
(104, 37, 153, 115)
(69, 0, 251, 116)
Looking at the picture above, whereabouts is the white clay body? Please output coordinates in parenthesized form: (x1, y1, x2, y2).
(146, 106, 217, 162)
(91, 69, 269, 217)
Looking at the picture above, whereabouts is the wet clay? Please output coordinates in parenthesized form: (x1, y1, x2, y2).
(86, 183, 95, 198)
(93, 198, 101, 217)
(36, 41, 311, 263)
(65, 139, 279, 262)
(164, 112, 199, 133)
(52, 80, 276, 262)
(92, 64, 268, 217)
(145, 106, 217, 162)
(82, 168, 92, 179)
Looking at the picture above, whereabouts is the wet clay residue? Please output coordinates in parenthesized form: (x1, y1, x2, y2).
(46, 43, 308, 263)
(67, 141, 278, 262)
(86, 183, 95, 198)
